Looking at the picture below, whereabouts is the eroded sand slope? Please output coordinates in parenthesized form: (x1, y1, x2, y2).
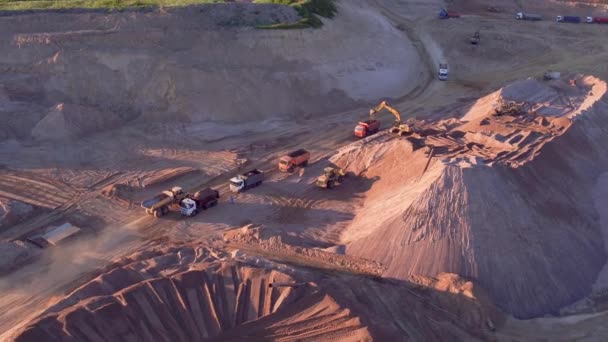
(341, 76, 608, 318)
(13, 244, 503, 341)
(14, 246, 371, 341)
(0, 0, 423, 141)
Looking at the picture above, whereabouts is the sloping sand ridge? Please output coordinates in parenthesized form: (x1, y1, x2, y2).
(340, 76, 608, 318)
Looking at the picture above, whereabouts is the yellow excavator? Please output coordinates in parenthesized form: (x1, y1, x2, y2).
(369, 101, 412, 136)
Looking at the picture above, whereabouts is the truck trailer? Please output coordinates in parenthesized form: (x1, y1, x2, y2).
(556, 16, 581, 23)
(278, 149, 310, 172)
(516, 12, 542, 21)
(587, 16, 608, 24)
(354, 120, 381, 138)
(179, 188, 219, 217)
(230, 169, 264, 193)
(438, 8, 460, 19)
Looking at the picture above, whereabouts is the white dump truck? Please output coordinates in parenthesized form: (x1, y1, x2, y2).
(229, 169, 264, 193)
(438, 63, 449, 81)
(179, 188, 220, 217)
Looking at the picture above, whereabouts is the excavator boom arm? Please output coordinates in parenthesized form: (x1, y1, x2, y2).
(370, 101, 402, 123)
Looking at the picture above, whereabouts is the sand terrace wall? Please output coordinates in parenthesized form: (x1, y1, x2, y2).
(0, 0, 424, 141)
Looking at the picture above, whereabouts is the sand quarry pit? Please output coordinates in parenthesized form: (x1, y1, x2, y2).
(3, 0, 608, 340)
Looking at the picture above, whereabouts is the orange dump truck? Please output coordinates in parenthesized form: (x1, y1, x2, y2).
(278, 149, 310, 172)
(354, 119, 380, 138)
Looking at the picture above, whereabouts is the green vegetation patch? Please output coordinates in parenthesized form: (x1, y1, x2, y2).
(255, 0, 336, 29)
(0, 0, 225, 11)
(0, 0, 337, 29)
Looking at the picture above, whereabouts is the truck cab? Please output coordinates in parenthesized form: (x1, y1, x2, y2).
(438, 64, 448, 81)
(180, 198, 198, 216)
(229, 177, 245, 192)
(516, 12, 524, 20)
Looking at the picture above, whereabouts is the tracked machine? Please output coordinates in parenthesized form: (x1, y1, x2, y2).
(368, 101, 413, 136)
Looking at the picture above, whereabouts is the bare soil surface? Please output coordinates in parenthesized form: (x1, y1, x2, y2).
(340, 76, 608, 318)
(2, 0, 608, 340)
(11, 243, 502, 341)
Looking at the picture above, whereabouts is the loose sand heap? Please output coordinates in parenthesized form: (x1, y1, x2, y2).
(13, 245, 371, 342)
(31, 103, 123, 141)
(12, 243, 503, 341)
(337, 76, 608, 318)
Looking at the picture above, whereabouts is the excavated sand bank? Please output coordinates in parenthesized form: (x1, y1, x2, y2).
(13, 245, 371, 341)
(0, 0, 423, 141)
(338, 76, 608, 318)
(12, 243, 503, 341)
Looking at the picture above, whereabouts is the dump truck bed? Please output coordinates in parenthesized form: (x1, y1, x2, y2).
(287, 149, 309, 158)
(191, 188, 219, 202)
(242, 169, 263, 178)
(141, 193, 170, 209)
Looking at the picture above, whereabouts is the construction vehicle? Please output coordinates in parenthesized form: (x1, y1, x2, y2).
(369, 101, 412, 136)
(278, 149, 310, 172)
(179, 188, 219, 217)
(316, 167, 345, 189)
(493, 99, 537, 116)
(516, 12, 542, 21)
(141, 186, 186, 217)
(470, 31, 480, 45)
(354, 119, 381, 138)
(556, 15, 581, 23)
(438, 63, 449, 81)
(587, 16, 608, 24)
(230, 169, 264, 193)
(438, 8, 460, 19)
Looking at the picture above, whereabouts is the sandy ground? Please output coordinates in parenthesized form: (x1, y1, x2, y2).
(2, 0, 608, 340)
(592, 172, 608, 290)
(12, 243, 501, 341)
(0, 0, 423, 142)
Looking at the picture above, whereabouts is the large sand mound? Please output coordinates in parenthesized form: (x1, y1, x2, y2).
(0, 0, 423, 141)
(14, 245, 371, 341)
(13, 243, 504, 341)
(338, 76, 608, 318)
(31, 103, 123, 140)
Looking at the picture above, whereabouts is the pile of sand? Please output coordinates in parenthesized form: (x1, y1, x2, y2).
(13, 242, 504, 341)
(337, 76, 608, 318)
(31, 103, 123, 140)
(13, 245, 371, 341)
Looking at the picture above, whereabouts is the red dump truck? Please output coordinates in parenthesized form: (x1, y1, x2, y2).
(587, 16, 608, 24)
(278, 149, 310, 172)
(354, 120, 381, 138)
(179, 188, 219, 217)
